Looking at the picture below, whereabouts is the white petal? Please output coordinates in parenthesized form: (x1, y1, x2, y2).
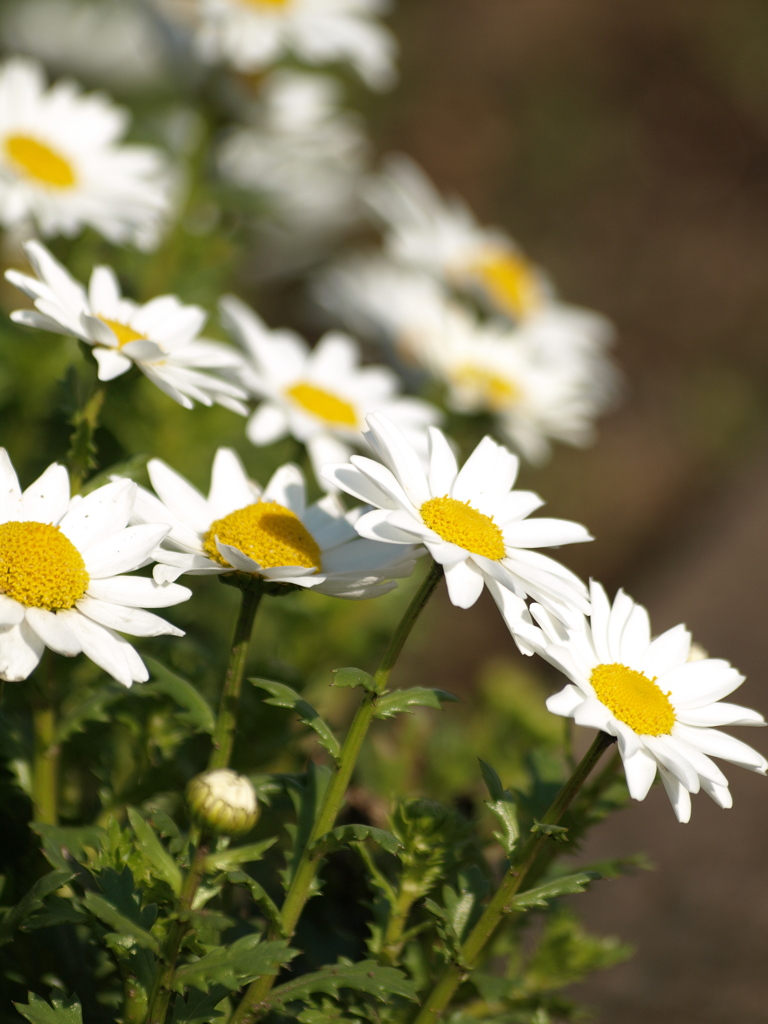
(619, 602, 652, 666)
(640, 623, 691, 677)
(352, 508, 425, 545)
(663, 660, 745, 709)
(0, 594, 24, 626)
(148, 459, 211, 534)
(658, 764, 692, 823)
(588, 580, 612, 664)
(622, 745, 658, 801)
(84, 524, 169, 578)
(0, 449, 22, 520)
(427, 427, 458, 494)
(263, 463, 305, 513)
(87, 576, 191, 608)
(364, 413, 430, 507)
(246, 403, 289, 446)
(452, 436, 519, 504)
(20, 463, 70, 524)
(0, 619, 45, 681)
(58, 610, 136, 687)
(59, 479, 136, 551)
(643, 736, 700, 793)
(700, 777, 732, 809)
(443, 559, 485, 608)
(93, 346, 132, 380)
(677, 702, 766, 728)
(307, 435, 352, 487)
(673, 724, 768, 773)
(502, 517, 592, 550)
(545, 684, 584, 718)
(215, 542, 261, 573)
(208, 448, 256, 518)
(606, 590, 635, 662)
(25, 607, 81, 656)
(76, 596, 183, 638)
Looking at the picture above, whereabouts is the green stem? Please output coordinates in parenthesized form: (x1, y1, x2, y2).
(67, 382, 104, 494)
(228, 561, 444, 1024)
(145, 836, 210, 1024)
(31, 662, 58, 825)
(379, 880, 422, 966)
(411, 731, 615, 1024)
(208, 583, 263, 772)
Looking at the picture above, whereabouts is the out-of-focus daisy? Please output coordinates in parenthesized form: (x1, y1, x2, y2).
(367, 156, 551, 323)
(525, 581, 768, 822)
(0, 450, 190, 686)
(6, 240, 248, 413)
(217, 72, 369, 247)
(323, 414, 592, 649)
(192, 0, 397, 91)
(220, 294, 439, 483)
(132, 447, 418, 599)
(0, 56, 173, 248)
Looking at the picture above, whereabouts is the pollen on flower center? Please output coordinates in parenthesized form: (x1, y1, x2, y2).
(4, 134, 77, 188)
(98, 317, 147, 349)
(420, 496, 506, 561)
(240, 0, 290, 7)
(203, 501, 321, 571)
(590, 662, 675, 736)
(0, 521, 89, 610)
(453, 364, 520, 411)
(286, 381, 358, 427)
(470, 249, 541, 320)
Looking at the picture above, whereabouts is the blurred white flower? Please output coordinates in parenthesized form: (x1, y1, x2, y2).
(6, 240, 248, 413)
(0, 57, 174, 248)
(0, 450, 191, 686)
(220, 294, 439, 483)
(192, 0, 397, 90)
(133, 447, 418, 599)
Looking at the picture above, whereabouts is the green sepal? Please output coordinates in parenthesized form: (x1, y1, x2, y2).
(266, 959, 419, 1010)
(310, 824, 402, 860)
(511, 870, 603, 911)
(171, 936, 297, 993)
(331, 667, 375, 692)
(14, 993, 83, 1024)
(479, 759, 520, 854)
(373, 687, 458, 719)
(0, 869, 75, 945)
(250, 679, 341, 762)
(140, 657, 216, 735)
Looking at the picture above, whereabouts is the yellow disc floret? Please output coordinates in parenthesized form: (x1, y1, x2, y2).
(453, 364, 520, 411)
(203, 501, 321, 571)
(4, 135, 77, 188)
(470, 249, 542, 320)
(286, 382, 358, 428)
(0, 521, 89, 610)
(590, 662, 675, 736)
(420, 496, 506, 561)
(97, 318, 147, 349)
(241, 0, 290, 7)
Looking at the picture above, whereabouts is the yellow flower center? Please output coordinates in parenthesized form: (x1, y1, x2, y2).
(98, 317, 147, 349)
(420, 496, 506, 560)
(203, 501, 321, 571)
(452, 364, 520, 411)
(286, 382, 358, 428)
(240, 0, 290, 7)
(0, 521, 89, 610)
(470, 250, 541, 320)
(590, 662, 675, 736)
(4, 134, 77, 189)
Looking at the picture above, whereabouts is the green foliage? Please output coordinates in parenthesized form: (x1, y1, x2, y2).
(311, 824, 402, 859)
(526, 909, 633, 991)
(512, 871, 603, 911)
(13, 994, 83, 1024)
(171, 937, 296, 993)
(331, 668, 376, 692)
(373, 687, 458, 719)
(251, 679, 341, 762)
(0, 869, 75, 946)
(266, 959, 419, 1010)
(480, 760, 520, 855)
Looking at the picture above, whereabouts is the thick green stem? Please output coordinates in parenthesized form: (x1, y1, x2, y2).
(379, 880, 422, 966)
(145, 836, 210, 1024)
(208, 583, 263, 771)
(228, 561, 444, 1024)
(67, 383, 104, 495)
(411, 731, 616, 1024)
(31, 700, 58, 825)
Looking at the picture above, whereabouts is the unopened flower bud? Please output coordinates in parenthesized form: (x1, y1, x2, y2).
(187, 769, 258, 836)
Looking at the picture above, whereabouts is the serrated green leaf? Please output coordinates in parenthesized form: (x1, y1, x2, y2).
(172, 937, 296, 993)
(0, 869, 74, 945)
(331, 667, 375, 692)
(283, 763, 332, 890)
(14, 994, 83, 1024)
(33, 823, 106, 872)
(512, 871, 602, 911)
(82, 892, 160, 952)
(527, 908, 633, 991)
(479, 759, 520, 855)
(204, 838, 277, 872)
(56, 682, 123, 743)
(171, 987, 229, 1024)
(267, 959, 419, 1009)
(310, 824, 402, 860)
(225, 870, 283, 934)
(141, 657, 216, 734)
(127, 808, 183, 895)
(373, 687, 458, 719)
(250, 679, 341, 762)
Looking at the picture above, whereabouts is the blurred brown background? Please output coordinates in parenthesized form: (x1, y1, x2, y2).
(383, 2, 768, 1021)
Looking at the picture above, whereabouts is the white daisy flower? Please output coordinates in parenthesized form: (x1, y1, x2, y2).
(132, 447, 418, 599)
(220, 294, 439, 484)
(192, 0, 397, 91)
(0, 56, 173, 248)
(322, 414, 592, 649)
(0, 449, 191, 686)
(6, 240, 248, 413)
(367, 156, 551, 323)
(525, 581, 768, 823)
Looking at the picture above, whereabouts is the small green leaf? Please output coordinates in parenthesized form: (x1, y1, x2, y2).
(171, 987, 229, 1024)
(267, 959, 419, 1009)
(512, 870, 603, 911)
(56, 682, 124, 743)
(250, 679, 340, 761)
(530, 821, 569, 842)
(204, 838, 278, 872)
(33, 823, 106, 872)
(331, 667, 375, 692)
(225, 870, 283, 934)
(14, 993, 83, 1024)
(82, 892, 160, 952)
(0, 869, 74, 945)
(141, 658, 216, 735)
(172, 937, 296, 993)
(127, 808, 183, 895)
(373, 687, 458, 719)
(479, 759, 520, 854)
(310, 824, 402, 860)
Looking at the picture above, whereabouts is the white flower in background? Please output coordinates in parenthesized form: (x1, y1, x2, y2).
(217, 72, 369, 242)
(0, 450, 191, 686)
(2, 0, 170, 92)
(220, 294, 440, 484)
(6, 241, 248, 413)
(367, 156, 551, 323)
(525, 581, 768, 823)
(192, 0, 397, 90)
(323, 414, 592, 650)
(133, 447, 418, 599)
(0, 57, 173, 248)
